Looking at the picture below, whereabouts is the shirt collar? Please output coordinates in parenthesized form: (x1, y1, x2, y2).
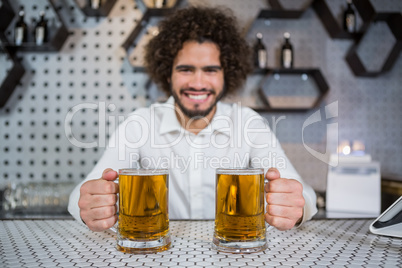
(158, 96, 232, 137)
(159, 96, 183, 135)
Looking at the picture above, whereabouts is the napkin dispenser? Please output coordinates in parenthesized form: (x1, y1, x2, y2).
(326, 154, 381, 217)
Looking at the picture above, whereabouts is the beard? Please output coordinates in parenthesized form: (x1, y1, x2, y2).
(171, 86, 226, 119)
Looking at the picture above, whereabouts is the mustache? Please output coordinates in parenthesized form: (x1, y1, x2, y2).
(180, 88, 216, 94)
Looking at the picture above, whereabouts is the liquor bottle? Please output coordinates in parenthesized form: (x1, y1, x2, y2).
(254, 32, 267, 69)
(35, 11, 48, 46)
(154, 0, 167, 8)
(343, 0, 356, 33)
(14, 10, 28, 46)
(280, 32, 293, 69)
(88, 0, 102, 9)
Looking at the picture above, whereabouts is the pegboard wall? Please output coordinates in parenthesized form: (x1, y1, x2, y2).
(0, 0, 401, 192)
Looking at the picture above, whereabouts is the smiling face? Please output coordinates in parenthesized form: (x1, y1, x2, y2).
(170, 41, 225, 119)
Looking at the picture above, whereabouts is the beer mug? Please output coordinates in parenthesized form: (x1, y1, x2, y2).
(213, 168, 271, 253)
(114, 168, 171, 253)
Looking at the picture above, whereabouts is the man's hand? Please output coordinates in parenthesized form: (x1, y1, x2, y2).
(78, 168, 119, 231)
(264, 168, 305, 231)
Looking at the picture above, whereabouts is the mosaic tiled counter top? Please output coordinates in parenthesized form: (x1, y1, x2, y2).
(1, 219, 401, 267)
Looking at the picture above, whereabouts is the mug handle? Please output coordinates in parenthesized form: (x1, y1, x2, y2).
(266, 223, 274, 232)
(110, 220, 118, 233)
(109, 178, 119, 233)
(264, 178, 275, 232)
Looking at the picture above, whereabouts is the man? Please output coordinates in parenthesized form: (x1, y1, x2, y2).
(68, 6, 317, 232)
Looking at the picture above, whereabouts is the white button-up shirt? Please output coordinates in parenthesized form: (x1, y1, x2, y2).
(68, 97, 317, 224)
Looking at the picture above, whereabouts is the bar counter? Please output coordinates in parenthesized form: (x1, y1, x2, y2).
(1, 219, 401, 267)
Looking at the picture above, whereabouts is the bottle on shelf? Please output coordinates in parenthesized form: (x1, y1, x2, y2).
(343, 0, 356, 33)
(34, 11, 48, 46)
(14, 9, 28, 46)
(280, 32, 293, 69)
(88, 0, 102, 10)
(154, 0, 167, 8)
(254, 32, 267, 69)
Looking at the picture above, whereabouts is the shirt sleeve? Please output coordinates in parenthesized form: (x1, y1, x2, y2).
(245, 109, 318, 226)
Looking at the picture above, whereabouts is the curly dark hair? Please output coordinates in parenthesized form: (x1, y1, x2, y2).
(144, 6, 252, 97)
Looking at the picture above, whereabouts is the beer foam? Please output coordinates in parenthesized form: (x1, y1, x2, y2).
(216, 168, 264, 175)
(119, 168, 169, 176)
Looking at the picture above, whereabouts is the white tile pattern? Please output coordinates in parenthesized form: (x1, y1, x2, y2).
(0, 219, 401, 267)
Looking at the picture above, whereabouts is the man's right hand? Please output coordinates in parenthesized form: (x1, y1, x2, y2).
(78, 168, 119, 231)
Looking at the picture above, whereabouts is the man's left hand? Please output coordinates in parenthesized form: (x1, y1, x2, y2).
(264, 167, 305, 231)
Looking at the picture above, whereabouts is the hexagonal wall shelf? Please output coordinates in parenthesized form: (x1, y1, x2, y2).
(76, 0, 117, 17)
(0, 0, 15, 33)
(0, 43, 25, 108)
(3, 0, 69, 52)
(122, 14, 164, 71)
(0, 1, 24, 108)
(312, 0, 374, 39)
(345, 12, 402, 77)
(121, 0, 183, 70)
(258, 0, 313, 19)
(257, 68, 329, 112)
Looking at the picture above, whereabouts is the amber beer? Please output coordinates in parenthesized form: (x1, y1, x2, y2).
(117, 169, 170, 253)
(213, 168, 267, 253)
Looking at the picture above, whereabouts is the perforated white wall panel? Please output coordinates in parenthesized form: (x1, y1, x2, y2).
(0, 0, 401, 192)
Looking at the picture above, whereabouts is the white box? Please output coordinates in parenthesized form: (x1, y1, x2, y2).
(326, 158, 381, 217)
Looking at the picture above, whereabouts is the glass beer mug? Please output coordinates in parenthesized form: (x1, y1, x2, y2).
(213, 168, 271, 253)
(113, 168, 171, 253)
